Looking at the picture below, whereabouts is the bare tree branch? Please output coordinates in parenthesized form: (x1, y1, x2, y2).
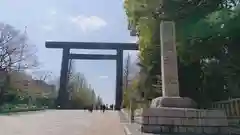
(0, 22, 39, 72)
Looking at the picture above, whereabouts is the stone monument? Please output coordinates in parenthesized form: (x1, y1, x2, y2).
(141, 21, 229, 134)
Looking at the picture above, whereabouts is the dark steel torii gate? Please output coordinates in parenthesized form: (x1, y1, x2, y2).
(45, 41, 138, 110)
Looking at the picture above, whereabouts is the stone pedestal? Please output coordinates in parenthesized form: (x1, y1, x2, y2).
(150, 97, 197, 108)
(142, 101, 229, 134)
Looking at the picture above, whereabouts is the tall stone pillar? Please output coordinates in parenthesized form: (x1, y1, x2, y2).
(160, 21, 179, 97)
(151, 21, 196, 108)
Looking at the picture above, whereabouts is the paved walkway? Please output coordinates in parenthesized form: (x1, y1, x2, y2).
(0, 110, 125, 135)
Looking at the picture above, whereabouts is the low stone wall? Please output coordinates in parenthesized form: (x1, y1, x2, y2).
(142, 107, 229, 134)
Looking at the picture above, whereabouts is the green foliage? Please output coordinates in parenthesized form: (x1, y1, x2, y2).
(124, 0, 240, 108)
(67, 60, 104, 108)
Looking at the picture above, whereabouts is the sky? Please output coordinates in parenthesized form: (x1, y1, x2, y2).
(0, 0, 139, 104)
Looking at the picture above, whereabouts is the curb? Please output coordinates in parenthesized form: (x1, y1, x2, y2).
(121, 109, 130, 119)
(121, 110, 132, 135)
(120, 109, 131, 135)
(124, 124, 132, 135)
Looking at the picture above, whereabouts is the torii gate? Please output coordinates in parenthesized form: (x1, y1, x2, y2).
(45, 41, 138, 110)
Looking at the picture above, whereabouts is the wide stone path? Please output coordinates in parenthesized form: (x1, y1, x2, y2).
(0, 110, 125, 135)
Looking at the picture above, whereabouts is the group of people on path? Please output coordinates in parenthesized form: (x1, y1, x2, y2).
(87, 104, 115, 113)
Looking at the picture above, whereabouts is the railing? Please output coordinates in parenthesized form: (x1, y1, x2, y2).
(212, 98, 240, 127)
(212, 98, 240, 117)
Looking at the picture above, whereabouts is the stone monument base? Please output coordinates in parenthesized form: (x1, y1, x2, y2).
(150, 96, 197, 108)
(141, 107, 229, 134)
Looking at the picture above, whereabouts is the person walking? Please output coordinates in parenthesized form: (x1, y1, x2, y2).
(102, 104, 106, 113)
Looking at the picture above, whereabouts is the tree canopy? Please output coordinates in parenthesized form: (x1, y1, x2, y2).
(124, 0, 240, 108)
(67, 60, 104, 109)
(0, 23, 38, 71)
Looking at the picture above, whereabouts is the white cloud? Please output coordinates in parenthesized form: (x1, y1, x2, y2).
(99, 75, 108, 79)
(42, 25, 54, 31)
(48, 8, 57, 16)
(50, 10, 57, 15)
(69, 15, 107, 32)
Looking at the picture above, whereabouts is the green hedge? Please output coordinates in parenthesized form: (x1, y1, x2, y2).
(0, 108, 45, 115)
(0, 103, 47, 115)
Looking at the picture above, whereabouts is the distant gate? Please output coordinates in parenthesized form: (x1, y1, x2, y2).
(45, 41, 138, 110)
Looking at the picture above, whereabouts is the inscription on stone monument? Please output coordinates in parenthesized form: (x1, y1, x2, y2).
(163, 56, 169, 64)
(165, 76, 178, 85)
(164, 41, 174, 53)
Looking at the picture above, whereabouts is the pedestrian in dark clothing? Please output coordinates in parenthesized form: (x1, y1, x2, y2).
(102, 104, 106, 113)
(88, 105, 93, 113)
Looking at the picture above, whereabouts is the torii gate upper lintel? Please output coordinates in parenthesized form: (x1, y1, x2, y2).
(45, 41, 138, 110)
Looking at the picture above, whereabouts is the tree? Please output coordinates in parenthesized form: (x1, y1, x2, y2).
(124, 0, 240, 108)
(123, 53, 131, 108)
(0, 23, 39, 71)
(96, 95, 104, 107)
(123, 53, 131, 91)
(0, 23, 39, 106)
(32, 70, 53, 81)
(65, 59, 104, 109)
